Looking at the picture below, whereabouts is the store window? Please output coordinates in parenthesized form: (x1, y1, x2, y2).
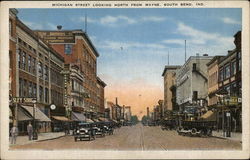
(65, 44, 72, 55)
(224, 64, 230, 79)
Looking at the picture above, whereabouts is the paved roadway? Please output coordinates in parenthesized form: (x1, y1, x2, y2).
(10, 123, 241, 150)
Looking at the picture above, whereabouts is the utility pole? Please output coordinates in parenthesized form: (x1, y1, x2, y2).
(185, 40, 187, 62)
(85, 13, 87, 33)
(168, 51, 169, 65)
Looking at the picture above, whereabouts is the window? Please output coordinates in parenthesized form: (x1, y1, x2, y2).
(224, 64, 230, 79)
(33, 58, 36, 74)
(39, 86, 43, 102)
(231, 61, 236, 76)
(9, 19, 13, 36)
(44, 65, 49, 80)
(65, 44, 72, 55)
(18, 49, 22, 68)
(72, 79, 74, 91)
(28, 55, 31, 72)
(33, 83, 37, 97)
(22, 51, 26, 70)
(45, 88, 49, 103)
(23, 79, 27, 97)
(19, 78, 23, 97)
(29, 82, 32, 97)
(238, 52, 241, 71)
(219, 68, 223, 82)
(38, 62, 43, 79)
(231, 83, 237, 96)
(225, 85, 231, 96)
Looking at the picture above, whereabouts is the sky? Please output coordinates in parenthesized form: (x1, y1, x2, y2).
(16, 8, 242, 119)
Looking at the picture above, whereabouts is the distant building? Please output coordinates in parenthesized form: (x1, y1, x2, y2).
(162, 66, 181, 112)
(124, 106, 132, 121)
(97, 77, 106, 116)
(176, 55, 213, 111)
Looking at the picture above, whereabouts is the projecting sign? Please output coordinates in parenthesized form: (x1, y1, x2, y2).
(12, 97, 36, 103)
(50, 104, 56, 110)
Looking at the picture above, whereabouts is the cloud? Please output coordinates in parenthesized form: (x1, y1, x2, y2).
(222, 17, 241, 25)
(75, 15, 166, 27)
(22, 20, 43, 30)
(141, 16, 166, 22)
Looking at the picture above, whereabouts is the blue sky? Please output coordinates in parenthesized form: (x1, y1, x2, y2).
(17, 8, 242, 105)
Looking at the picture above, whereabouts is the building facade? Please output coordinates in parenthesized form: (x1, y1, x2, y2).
(176, 55, 213, 111)
(162, 66, 181, 112)
(216, 31, 242, 132)
(35, 28, 103, 118)
(97, 77, 106, 116)
(9, 11, 65, 133)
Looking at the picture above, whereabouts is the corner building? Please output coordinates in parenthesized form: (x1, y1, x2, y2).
(35, 29, 100, 118)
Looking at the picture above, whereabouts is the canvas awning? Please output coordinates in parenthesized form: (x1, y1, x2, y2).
(52, 116, 71, 122)
(86, 118, 94, 123)
(200, 110, 216, 121)
(98, 117, 109, 122)
(18, 106, 33, 121)
(71, 112, 86, 121)
(91, 118, 99, 122)
(22, 106, 51, 122)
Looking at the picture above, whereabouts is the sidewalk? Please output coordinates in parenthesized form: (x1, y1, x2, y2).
(9, 132, 66, 146)
(212, 130, 242, 142)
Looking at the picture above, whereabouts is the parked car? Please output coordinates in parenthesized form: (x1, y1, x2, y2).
(92, 123, 105, 137)
(148, 121, 157, 126)
(74, 123, 95, 141)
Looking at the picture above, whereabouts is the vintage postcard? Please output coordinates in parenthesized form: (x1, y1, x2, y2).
(0, 0, 249, 159)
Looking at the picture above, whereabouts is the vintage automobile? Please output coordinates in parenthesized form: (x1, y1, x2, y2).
(161, 119, 176, 130)
(92, 123, 105, 137)
(74, 123, 95, 141)
(148, 121, 157, 126)
(102, 122, 114, 135)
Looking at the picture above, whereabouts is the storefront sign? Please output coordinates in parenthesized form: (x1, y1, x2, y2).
(12, 97, 36, 103)
(37, 31, 75, 43)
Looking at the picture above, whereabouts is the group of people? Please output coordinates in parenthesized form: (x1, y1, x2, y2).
(10, 121, 34, 144)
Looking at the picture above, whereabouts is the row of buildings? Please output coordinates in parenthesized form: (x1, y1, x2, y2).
(152, 31, 242, 133)
(9, 9, 107, 133)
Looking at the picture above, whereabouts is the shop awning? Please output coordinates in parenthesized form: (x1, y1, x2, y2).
(86, 118, 94, 123)
(18, 106, 33, 121)
(98, 117, 110, 122)
(52, 116, 71, 122)
(22, 106, 51, 122)
(71, 112, 86, 121)
(91, 118, 99, 122)
(200, 110, 216, 121)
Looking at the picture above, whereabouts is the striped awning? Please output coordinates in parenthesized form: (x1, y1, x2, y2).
(22, 105, 51, 122)
(71, 112, 86, 121)
(52, 116, 71, 122)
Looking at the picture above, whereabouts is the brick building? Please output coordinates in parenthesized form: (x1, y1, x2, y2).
(162, 66, 181, 112)
(35, 28, 103, 118)
(9, 10, 65, 133)
(97, 77, 106, 116)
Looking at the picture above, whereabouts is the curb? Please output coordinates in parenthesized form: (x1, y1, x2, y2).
(36, 135, 68, 142)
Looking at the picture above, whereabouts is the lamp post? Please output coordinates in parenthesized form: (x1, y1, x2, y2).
(32, 98, 38, 140)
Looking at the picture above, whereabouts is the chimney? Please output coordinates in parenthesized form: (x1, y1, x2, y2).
(57, 25, 62, 30)
(115, 97, 118, 105)
(147, 107, 149, 117)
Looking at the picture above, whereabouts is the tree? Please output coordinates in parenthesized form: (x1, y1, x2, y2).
(131, 115, 139, 124)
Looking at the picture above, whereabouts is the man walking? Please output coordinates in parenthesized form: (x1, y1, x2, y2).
(27, 122, 33, 140)
(10, 122, 18, 144)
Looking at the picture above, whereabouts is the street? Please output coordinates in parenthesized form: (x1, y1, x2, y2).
(10, 123, 241, 150)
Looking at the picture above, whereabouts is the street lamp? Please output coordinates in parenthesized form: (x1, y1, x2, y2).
(32, 98, 38, 140)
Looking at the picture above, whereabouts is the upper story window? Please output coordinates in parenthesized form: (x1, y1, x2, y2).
(44, 65, 49, 80)
(65, 44, 72, 55)
(38, 61, 43, 79)
(219, 68, 224, 82)
(238, 52, 241, 71)
(22, 51, 26, 70)
(224, 64, 230, 79)
(9, 19, 13, 36)
(28, 55, 31, 72)
(231, 61, 236, 76)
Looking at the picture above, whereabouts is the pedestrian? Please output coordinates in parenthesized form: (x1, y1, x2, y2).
(27, 121, 33, 140)
(10, 122, 18, 144)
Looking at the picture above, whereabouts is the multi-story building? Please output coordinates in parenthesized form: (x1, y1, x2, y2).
(162, 66, 181, 112)
(35, 28, 103, 118)
(124, 106, 132, 121)
(9, 10, 65, 133)
(207, 56, 225, 107)
(63, 63, 86, 121)
(176, 55, 213, 112)
(97, 77, 106, 116)
(169, 71, 179, 111)
(216, 31, 242, 132)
